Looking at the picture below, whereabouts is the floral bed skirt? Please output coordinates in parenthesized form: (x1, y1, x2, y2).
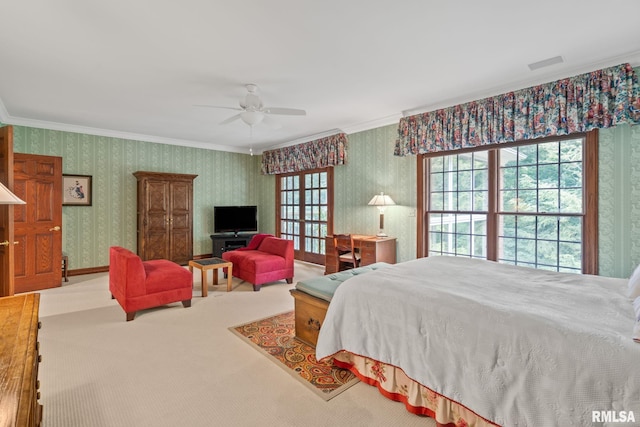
(332, 351, 499, 427)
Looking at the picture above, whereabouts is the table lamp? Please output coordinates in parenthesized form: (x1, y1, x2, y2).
(0, 181, 25, 205)
(368, 192, 395, 237)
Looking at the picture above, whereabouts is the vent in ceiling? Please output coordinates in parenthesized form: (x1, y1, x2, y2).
(528, 55, 564, 71)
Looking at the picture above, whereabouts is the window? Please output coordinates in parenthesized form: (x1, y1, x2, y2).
(428, 152, 488, 258)
(498, 140, 583, 272)
(420, 132, 598, 274)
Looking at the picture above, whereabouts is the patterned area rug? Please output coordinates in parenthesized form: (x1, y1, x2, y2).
(230, 311, 359, 401)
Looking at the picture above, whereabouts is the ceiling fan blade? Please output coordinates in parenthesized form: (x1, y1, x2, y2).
(262, 115, 283, 130)
(263, 107, 306, 116)
(194, 104, 243, 111)
(219, 114, 241, 125)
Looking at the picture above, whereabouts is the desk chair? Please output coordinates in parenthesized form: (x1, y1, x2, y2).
(333, 234, 361, 271)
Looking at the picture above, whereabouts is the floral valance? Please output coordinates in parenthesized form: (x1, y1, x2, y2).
(261, 133, 348, 174)
(394, 63, 640, 156)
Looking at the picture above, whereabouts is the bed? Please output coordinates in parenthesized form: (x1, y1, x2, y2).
(315, 256, 640, 427)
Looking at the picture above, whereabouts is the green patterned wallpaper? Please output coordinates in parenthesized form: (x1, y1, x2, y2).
(598, 124, 640, 278)
(11, 125, 264, 269)
(7, 122, 638, 277)
(334, 124, 416, 263)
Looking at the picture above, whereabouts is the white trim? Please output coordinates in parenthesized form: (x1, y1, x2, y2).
(264, 113, 404, 151)
(0, 114, 250, 154)
(340, 113, 403, 135)
(0, 97, 9, 124)
(265, 129, 345, 150)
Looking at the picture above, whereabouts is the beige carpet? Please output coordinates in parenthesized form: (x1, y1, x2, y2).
(35, 261, 435, 427)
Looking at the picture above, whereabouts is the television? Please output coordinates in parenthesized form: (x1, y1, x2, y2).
(214, 205, 258, 234)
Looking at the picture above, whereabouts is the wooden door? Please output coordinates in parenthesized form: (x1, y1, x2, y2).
(13, 153, 63, 293)
(141, 179, 171, 260)
(0, 125, 16, 296)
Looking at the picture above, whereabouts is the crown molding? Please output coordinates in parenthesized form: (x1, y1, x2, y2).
(0, 97, 9, 124)
(0, 111, 250, 154)
(340, 113, 402, 135)
(265, 129, 345, 151)
(264, 113, 404, 152)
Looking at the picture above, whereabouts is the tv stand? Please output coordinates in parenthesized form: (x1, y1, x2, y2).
(210, 233, 258, 258)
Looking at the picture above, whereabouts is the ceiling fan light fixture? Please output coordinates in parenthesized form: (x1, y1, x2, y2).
(240, 111, 264, 126)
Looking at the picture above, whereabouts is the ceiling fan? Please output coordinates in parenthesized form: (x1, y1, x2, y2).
(196, 84, 306, 128)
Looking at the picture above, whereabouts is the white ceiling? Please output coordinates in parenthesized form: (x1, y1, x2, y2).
(1, 0, 640, 154)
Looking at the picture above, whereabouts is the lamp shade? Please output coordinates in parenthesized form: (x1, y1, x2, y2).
(0, 181, 25, 205)
(368, 192, 395, 207)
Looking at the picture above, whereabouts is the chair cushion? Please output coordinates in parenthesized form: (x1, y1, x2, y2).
(295, 262, 391, 302)
(228, 250, 286, 274)
(143, 260, 192, 294)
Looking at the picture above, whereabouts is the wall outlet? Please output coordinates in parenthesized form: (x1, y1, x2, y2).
(408, 209, 416, 217)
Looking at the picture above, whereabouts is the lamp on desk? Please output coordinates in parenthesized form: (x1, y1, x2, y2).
(368, 192, 395, 237)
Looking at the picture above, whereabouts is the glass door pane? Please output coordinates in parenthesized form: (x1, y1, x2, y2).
(278, 170, 330, 265)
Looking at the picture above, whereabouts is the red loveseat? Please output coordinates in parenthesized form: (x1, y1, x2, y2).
(109, 246, 193, 321)
(222, 235, 294, 291)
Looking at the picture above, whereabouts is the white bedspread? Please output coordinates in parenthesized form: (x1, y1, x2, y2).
(316, 256, 640, 426)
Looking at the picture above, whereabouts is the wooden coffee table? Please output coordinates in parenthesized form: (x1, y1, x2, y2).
(188, 257, 233, 296)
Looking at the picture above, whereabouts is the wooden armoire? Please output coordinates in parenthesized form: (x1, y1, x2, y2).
(134, 171, 197, 265)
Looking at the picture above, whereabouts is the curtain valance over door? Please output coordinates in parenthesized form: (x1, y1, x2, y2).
(261, 133, 348, 175)
(394, 63, 640, 156)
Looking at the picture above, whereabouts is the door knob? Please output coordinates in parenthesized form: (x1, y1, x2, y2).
(50, 226, 61, 231)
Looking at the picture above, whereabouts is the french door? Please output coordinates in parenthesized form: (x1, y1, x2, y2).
(277, 168, 333, 264)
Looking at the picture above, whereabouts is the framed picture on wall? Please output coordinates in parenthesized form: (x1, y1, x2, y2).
(62, 174, 92, 206)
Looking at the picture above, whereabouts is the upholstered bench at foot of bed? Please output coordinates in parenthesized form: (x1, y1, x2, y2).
(290, 262, 390, 346)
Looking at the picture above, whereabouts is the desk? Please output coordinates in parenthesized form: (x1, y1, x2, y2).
(325, 235, 396, 274)
(0, 293, 43, 427)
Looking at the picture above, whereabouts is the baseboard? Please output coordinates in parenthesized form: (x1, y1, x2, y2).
(68, 253, 215, 277)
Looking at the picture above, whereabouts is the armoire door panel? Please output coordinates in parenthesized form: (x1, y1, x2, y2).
(171, 212, 190, 230)
(170, 182, 190, 211)
(147, 213, 169, 231)
(170, 229, 191, 263)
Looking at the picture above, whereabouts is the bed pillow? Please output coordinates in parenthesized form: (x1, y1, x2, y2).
(634, 296, 640, 343)
(628, 264, 640, 299)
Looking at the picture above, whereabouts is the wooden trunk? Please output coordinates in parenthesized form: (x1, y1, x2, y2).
(290, 289, 330, 347)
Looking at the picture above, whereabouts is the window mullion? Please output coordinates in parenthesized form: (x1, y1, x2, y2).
(487, 149, 498, 261)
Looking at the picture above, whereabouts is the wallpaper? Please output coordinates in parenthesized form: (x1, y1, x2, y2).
(598, 124, 640, 278)
(6, 121, 638, 277)
(333, 124, 417, 263)
(11, 125, 263, 269)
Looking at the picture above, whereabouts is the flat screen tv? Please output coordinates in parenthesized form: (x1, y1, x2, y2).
(214, 205, 258, 234)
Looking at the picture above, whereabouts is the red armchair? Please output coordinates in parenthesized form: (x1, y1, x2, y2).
(222, 235, 294, 291)
(109, 246, 193, 321)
